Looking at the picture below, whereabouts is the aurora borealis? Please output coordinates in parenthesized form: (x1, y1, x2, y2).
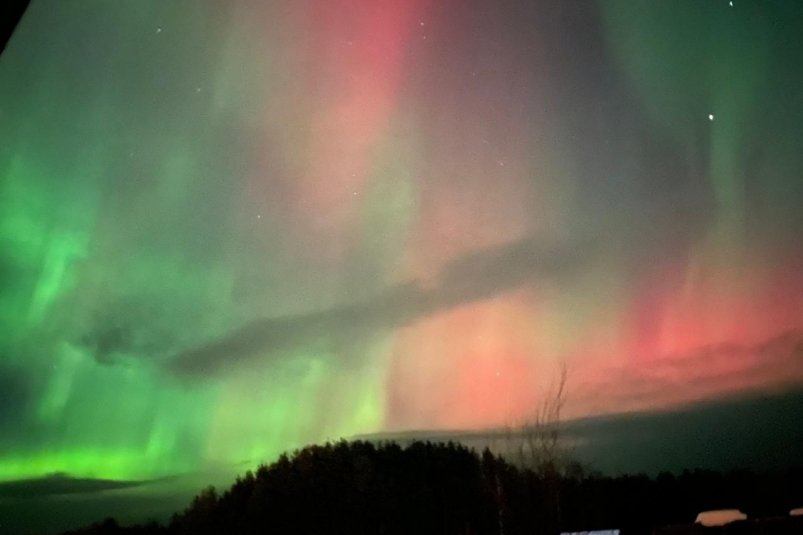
(2, 0, 803, 503)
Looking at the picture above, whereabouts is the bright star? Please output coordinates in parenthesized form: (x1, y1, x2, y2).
(708, 114, 715, 121)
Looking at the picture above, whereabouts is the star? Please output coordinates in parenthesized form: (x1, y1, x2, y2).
(708, 114, 715, 121)
(729, 1, 733, 6)
(156, 27, 162, 34)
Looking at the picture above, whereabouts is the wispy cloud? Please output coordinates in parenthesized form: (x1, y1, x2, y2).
(570, 329, 803, 417)
(169, 235, 588, 378)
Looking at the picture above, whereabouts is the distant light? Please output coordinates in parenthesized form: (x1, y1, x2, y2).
(729, 1, 733, 6)
(708, 114, 715, 121)
(791, 507, 803, 516)
(156, 27, 162, 33)
(696, 510, 746, 527)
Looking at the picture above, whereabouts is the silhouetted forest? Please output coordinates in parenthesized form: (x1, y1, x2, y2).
(62, 440, 803, 535)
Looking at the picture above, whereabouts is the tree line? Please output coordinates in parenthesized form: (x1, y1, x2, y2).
(62, 440, 803, 535)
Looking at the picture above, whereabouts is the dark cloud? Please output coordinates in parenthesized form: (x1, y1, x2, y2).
(0, 468, 240, 535)
(565, 387, 803, 474)
(169, 235, 589, 378)
(355, 387, 803, 475)
(77, 299, 185, 365)
(81, 320, 136, 365)
(0, 473, 144, 499)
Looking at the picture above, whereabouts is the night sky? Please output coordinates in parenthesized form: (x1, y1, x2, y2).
(2, 0, 803, 506)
